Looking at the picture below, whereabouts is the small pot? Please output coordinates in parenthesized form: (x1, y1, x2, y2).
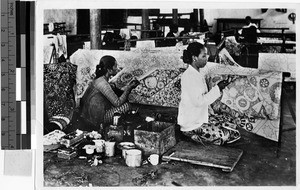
(125, 149, 142, 167)
(117, 142, 136, 158)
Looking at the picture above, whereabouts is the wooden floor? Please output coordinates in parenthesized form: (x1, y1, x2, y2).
(43, 85, 296, 187)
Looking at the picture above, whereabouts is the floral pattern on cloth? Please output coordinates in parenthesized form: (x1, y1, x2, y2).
(206, 69, 282, 142)
(69, 47, 187, 106)
(208, 72, 282, 120)
(224, 36, 295, 57)
(44, 62, 77, 130)
(259, 46, 281, 53)
(127, 69, 183, 107)
(258, 53, 296, 81)
(257, 37, 296, 53)
(210, 105, 280, 141)
(182, 113, 241, 145)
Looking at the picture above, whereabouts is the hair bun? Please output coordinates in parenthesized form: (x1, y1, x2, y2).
(96, 64, 102, 71)
(182, 49, 192, 64)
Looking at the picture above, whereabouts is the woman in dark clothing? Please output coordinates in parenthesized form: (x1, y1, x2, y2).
(164, 24, 178, 46)
(80, 55, 139, 128)
(238, 16, 260, 68)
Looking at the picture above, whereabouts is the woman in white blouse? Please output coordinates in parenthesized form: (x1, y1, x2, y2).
(177, 42, 240, 145)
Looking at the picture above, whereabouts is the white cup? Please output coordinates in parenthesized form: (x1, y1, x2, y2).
(93, 139, 105, 153)
(148, 154, 159, 165)
(104, 141, 116, 157)
(83, 145, 95, 155)
(125, 149, 142, 167)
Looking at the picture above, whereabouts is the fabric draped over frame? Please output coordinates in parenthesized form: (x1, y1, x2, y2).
(70, 48, 283, 142)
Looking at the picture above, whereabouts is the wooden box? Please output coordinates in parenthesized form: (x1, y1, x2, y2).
(57, 148, 77, 160)
(60, 131, 84, 148)
(134, 121, 176, 156)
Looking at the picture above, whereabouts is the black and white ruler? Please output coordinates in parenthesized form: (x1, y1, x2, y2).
(1, 0, 32, 150)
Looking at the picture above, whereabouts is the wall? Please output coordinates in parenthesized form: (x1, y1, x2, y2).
(44, 9, 77, 35)
(204, 9, 296, 34)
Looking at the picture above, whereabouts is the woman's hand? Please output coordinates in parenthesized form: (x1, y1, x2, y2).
(109, 82, 117, 90)
(128, 79, 140, 89)
(217, 80, 230, 91)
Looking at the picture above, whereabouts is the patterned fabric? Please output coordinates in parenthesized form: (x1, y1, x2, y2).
(258, 53, 296, 81)
(70, 47, 187, 106)
(113, 68, 183, 107)
(70, 48, 284, 142)
(260, 46, 281, 53)
(44, 62, 77, 130)
(257, 38, 296, 53)
(206, 68, 282, 142)
(208, 72, 282, 120)
(224, 36, 295, 56)
(225, 36, 242, 56)
(182, 114, 241, 146)
(218, 48, 241, 67)
(128, 69, 183, 107)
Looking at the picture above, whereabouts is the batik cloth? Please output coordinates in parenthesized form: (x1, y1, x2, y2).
(205, 65, 283, 141)
(258, 53, 296, 81)
(69, 47, 187, 106)
(44, 62, 77, 130)
(182, 114, 241, 146)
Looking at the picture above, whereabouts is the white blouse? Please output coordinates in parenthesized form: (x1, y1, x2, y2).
(177, 65, 221, 131)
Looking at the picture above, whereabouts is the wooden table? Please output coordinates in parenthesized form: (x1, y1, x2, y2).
(215, 18, 263, 33)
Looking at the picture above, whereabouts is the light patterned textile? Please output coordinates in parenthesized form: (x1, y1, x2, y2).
(112, 62, 283, 142)
(70, 48, 284, 142)
(224, 36, 295, 55)
(206, 65, 282, 142)
(69, 46, 187, 106)
(258, 53, 296, 81)
(219, 48, 241, 67)
(225, 36, 242, 56)
(257, 37, 296, 53)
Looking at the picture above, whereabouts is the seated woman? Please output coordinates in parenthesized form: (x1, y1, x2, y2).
(80, 55, 139, 129)
(177, 42, 240, 146)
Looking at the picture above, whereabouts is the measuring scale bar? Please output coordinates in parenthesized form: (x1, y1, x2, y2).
(1, 0, 32, 150)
